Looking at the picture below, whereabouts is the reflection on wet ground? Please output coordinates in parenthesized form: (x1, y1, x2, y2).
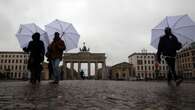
(0, 80, 195, 110)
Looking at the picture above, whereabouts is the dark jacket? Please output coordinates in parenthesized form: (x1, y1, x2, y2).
(47, 39, 65, 60)
(25, 40, 45, 64)
(156, 34, 182, 62)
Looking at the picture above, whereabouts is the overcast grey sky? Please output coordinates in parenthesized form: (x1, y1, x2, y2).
(0, 0, 195, 65)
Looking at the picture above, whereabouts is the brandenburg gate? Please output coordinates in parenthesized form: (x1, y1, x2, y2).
(62, 43, 106, 80)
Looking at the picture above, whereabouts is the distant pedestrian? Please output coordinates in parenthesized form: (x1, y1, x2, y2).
(80, 70, 85, 80)
(47, 32, 66, 84)
(156, 27, 183, 86)
(23, 32, 45, 84)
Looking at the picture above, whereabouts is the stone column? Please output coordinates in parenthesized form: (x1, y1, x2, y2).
(88, 62, 91, 79)
(78, 62, 81, 73)
(78, 62, 81, 79)
(70, 62, 74, 79)
(102, 62, 106, 80)
(63, 62, 67, 80)
(95, 62, 98, 79)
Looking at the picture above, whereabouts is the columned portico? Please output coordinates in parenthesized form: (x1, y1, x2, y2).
(63, 52, 106, 80)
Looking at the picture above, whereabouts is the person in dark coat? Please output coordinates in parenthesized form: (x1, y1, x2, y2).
(47, 32, 66, 84)
(80, 70, 85, 80)
(23, 32, 45, 84)
(156, 27, 183, 86)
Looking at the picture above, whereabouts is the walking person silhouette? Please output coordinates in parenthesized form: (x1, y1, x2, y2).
(156, 27, 183, 86)
(47, 32, 66, 84)
(23, 32, 45, 84)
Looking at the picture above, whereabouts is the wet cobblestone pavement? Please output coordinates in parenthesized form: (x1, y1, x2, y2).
(0, 80, 195, 110)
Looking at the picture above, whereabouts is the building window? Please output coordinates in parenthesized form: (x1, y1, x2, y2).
(137, 66, 140, 70)
(123, 73, 126, 78)
(137, 60, 143, 65)
(19, 66, 21, 70)
(148, 60, 150, 64)
(149, 73, 151, 78)
(163, 66, 165, 70)
(19, 73, 21, 78)
(152, 66, 154, 70)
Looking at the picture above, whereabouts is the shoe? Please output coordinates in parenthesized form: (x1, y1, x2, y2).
(176, 79, 183, 86)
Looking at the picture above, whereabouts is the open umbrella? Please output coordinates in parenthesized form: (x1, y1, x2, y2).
(45, 19, 80, 51)
(16, 23, 49, 51)
(151, 14, 195, 49)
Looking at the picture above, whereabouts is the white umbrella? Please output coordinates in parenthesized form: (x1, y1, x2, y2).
(151, 14, 195, 49)
(45, 19, 80, 51)
(16, 23, 49, 51)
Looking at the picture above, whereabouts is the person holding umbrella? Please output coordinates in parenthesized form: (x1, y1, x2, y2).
(47, 32, 66, 84)
(23, 32, 45, 84)
(156, 27, 183, 86)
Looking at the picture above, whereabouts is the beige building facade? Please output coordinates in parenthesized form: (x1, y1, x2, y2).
(111, 62, 135, 80)
(0, 51, 50, 80)
(128, 51, 168, 80)
(0, 51, 29, 80)
(176, 43, 195, 79)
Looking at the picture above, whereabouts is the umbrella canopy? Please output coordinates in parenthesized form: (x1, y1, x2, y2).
(151, 14, 195, 49)
(45, 19, 80, 51)
(16, 23, 49, 51)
